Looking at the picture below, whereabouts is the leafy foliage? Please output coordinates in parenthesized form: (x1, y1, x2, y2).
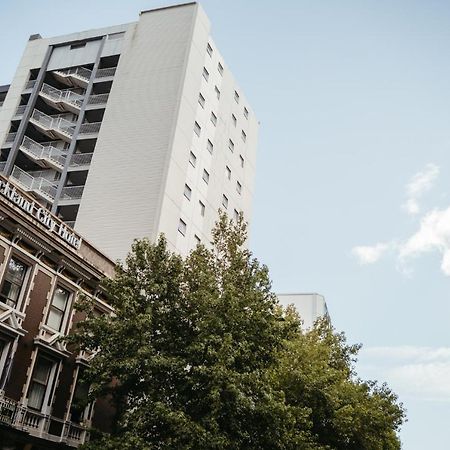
(71, 214, 405, 450)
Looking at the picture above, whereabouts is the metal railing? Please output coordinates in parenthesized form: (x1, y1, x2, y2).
(79, 122, 101, 135)
(20, 136, 67, 169)
(0, 162, 6, 172)
(11, 166, 58, 202)
(5, 132, 17, 143)
(40, 83, 84, 109)
(87, 93, 109, 106)
(53, 66, 92, 83)
(0, 395, 88, 447)
(24, 79, 37, 90)
(69, 153, 93, 167)
(30, 109, 76, 138)
(95, 67, 116, 78)
(61, 185, 84, 200)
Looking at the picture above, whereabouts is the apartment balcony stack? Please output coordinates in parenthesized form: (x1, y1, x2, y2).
(0, 49, 117, 228)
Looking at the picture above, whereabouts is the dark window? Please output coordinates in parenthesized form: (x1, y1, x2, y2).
(0, 257, 28, 308)
(28, 357, 53, 410)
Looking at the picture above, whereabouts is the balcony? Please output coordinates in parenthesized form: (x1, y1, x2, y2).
(53, 67, 92, 89)
(23, 79, 37, 93)
(68, 152, 93, 170)
(12, 105, 27, 120)
(0, 394, 88, 447)
(59, 185, 85, 204)
(10, 166, 58, 203)
(94, 67, 117, 82)
(78, 122, 101, 139)
(19, 136, 67, 171)
(29, 109, 76, 143)
(2, 132, 17, 149)
(85, 93, 109, 110)
(39, 83, 84, 114)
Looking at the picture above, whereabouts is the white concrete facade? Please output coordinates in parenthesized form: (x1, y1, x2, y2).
(0, 3, 258, 262)
(277, 293, 330, 329)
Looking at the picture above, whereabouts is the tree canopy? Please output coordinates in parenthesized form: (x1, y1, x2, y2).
(71, 214, 405, 450)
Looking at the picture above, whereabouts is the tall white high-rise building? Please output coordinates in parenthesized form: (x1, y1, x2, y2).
(0, 2, 258, 261)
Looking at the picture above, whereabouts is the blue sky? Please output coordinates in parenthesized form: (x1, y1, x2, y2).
(2, 1, 450, 448)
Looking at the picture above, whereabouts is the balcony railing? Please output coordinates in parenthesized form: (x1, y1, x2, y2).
(30, 109, 76, 140)
(87, 93, 109, 106)
(69, 153, 93, 167)
(20, 136, 67, 170)
(53, 67, 92, 85)
(13, 105, 27, 118)
(0, 395, 88, 447)
(79, 122, 101, 135)
(0, 162, 6, 172)
(24, 79, 37, 91)
(11, 166, 58, 202)
(95, 67, 116, 79)
(40, 83, 84, 110)
(61, 185, 84, 201)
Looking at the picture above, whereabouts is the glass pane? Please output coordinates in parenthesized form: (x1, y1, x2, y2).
(33, 358, 52, 384)
(7, 258, 27, 284)
(52, 287, 69, 311)
(28, 382, 46, 410)
(46, 308, 63, 331)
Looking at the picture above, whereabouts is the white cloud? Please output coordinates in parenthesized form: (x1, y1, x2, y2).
(399, 207, 450, 275)
(402, 163, 439, 215)
(358, 346, 450, 402)
(351, 242, 392, 265)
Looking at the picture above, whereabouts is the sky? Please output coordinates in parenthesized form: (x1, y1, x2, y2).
(1, 0, 450, 448)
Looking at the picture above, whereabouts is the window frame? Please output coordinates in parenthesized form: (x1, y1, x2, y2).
(45, 285, 72, 333)
(27, 354, 58, 412)
(0, 255, 30, 309)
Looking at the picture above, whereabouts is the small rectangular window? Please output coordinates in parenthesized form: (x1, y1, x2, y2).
(202, 67, 209, 82)
(210, 112, 217, 126)
(236, 181, 242, 195)
(0, 257, 28, 308)
(199, 201, 205, 217)
(241, 130, 247, 142)
(46, 286, 70, 332)
(234, 90, 240, 103)
(231, 114, 237, 127)
(243, 107, 249, 119)
(240, 155, 244, 168)
(202, 169, 210, 184)
(189, 151, 197, 167)
(215, 86, 221, 100)
(226, 166, 231, 180)
(27, 356, 54, 410)
(218, 62, 224, 75)
(178, 219, 187, 236)
(184, 184, 192, 200)
(70, 42, 86, 50)
(207, 139, 214, 154)
(198, 93, 205, 108)
(207, 43, 213, 57)
(228, 139, 234, 152)
(222, 194, 228, 209)
(194, 121, 201, 137)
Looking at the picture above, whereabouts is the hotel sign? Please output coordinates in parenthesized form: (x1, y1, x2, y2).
(0, 179, 82, 249)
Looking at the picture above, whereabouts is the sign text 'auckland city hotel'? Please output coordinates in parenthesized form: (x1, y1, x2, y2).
(0, 178, 82, 249)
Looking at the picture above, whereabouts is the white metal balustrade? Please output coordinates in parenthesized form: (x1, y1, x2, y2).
(29, 109, 76, 142)
(95, 67, 116, 79)
(24, 79, 37, 91)
(78, 122, 101, 136)
(0, 395, 88, 447)
(2, 132, 17, 148)
(69, 153, 93, 167)
(53, 67, 92, 88)
(11, 166, 58, 202)
(20, 136, 67, 170)
(40, 83, 84, 113)
(61, 185, 84, 201)
(13, 105, 27, 118)
(86, 93, 109, 107)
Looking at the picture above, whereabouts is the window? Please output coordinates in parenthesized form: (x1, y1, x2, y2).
(178, 219, 187, 236)
(226, 166, 231, 180)
(0, 257, 28, 308)
(184, 184, 192, 200)
(70, 42, 86, 50)
(189, 151, 197, 167)
(202, 67, 209, 82)
(240, 155, 244, 168)
(70, 370, 90, 423)
(207, 139, 214, 154)
(244, 107, 249, 119)
(241, 130, 247, 142)
(198, 93, 205, 108)
(46, 286, 70, 332)
(228, 139, 234, 153)
(231, 114, 237, 127)
(218, 62, 224, 76)
(202, 169, 210, 184)
(215, 86, 221, 100)
(236, 181, 242, 195)
(194, 121, 201, 137)
(194, 235, 201, 245)
(27, 356, 54, 410)
(234, 90, 240, 103)
(207, 43, 213, 57)
(210, 112, 217, 126)
(199, 201, 205, 217)
(222, 195, 228, 209)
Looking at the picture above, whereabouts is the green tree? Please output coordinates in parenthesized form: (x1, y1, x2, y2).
(71, 215, 405, 450)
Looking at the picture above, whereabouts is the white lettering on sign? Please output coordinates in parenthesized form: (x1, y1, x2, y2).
(0, 179, 82, 249)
